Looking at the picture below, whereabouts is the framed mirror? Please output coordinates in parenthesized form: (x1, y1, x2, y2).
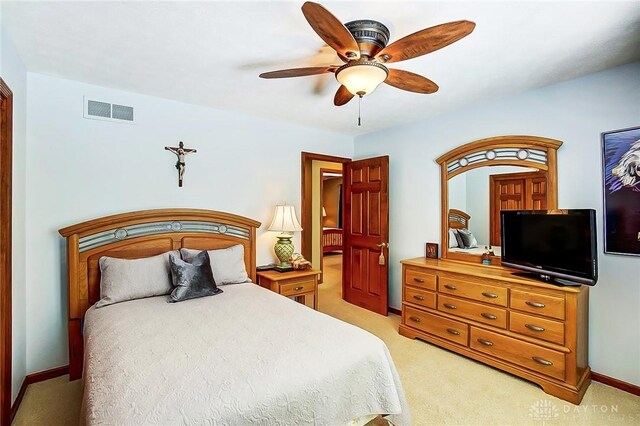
(436, 135, 562, 265)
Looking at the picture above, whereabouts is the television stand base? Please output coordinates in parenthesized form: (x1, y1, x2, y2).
(511, 272, 582, 287)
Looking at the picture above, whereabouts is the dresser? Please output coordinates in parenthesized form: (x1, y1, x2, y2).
(399, 257, 590, 404)
(257, 268, 319, 310)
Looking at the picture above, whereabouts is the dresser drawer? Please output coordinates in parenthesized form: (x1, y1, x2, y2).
(511, 290, 565, 320)
(405, 268, 437, 291)
(439, 277, 508, 307)
(438, 295, 507, 329)
(470, 328, 565, 381)
(280, 278, 316, 296)
(509, 311, 565, 346)
(404, 286, 436, 309)
(404, 306, 468, 346)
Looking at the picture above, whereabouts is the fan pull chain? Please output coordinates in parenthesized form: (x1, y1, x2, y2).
(358, 94, 363, 126)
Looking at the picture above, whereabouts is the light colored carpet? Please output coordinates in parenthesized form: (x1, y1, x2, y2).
(13, 254, 640, 425)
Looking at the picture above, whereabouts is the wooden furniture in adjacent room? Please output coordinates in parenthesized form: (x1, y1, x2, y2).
(257, 269, 319, 310)
(322, 228, 343, 253)
(399, 257, 590, 404)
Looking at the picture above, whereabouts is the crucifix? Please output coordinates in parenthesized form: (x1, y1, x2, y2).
(165, 141, 197, 187)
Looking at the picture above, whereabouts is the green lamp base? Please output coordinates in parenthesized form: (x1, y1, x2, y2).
(274, 233, 295, 272)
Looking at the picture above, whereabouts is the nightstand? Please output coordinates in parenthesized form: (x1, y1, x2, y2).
(256, 268, 320, 310)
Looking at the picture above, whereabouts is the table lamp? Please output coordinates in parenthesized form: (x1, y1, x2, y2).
(268, 205, 303, 272)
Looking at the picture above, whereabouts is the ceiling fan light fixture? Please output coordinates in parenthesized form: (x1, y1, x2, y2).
(335, 61, 389, 96)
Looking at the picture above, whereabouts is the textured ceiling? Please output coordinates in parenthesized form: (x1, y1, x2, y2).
(3, 1, 639, 136)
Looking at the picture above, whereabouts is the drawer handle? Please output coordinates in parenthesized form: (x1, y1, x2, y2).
(525, 301, 546, 308)
(413, 277, 425, 283)
(413, 295, 425, 301)
(525, 324, 546, 332)
(444, 284, 457, 290)
(482, 292, 498, 299)
(532, 356, 553, 366)
(477, 338, 494, 347)
(481, 313, 497, 320)
(293, 286, 304, 291)
(446, 328, 460, 336)
(409, 316, 421, 323)
(443, 303, 457, 310)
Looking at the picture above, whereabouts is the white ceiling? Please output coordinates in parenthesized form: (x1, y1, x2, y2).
(3, 1, 639, 136)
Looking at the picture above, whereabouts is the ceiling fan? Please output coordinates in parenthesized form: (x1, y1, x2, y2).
(259, 1, 476, 107)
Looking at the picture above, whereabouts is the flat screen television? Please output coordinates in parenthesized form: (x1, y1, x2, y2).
(501, 209, 598, 286)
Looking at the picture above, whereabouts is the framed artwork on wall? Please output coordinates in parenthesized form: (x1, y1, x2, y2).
(601, 126, 640, 256)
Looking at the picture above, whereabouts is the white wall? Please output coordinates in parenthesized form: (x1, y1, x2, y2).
(354, 62, 640, 385)
(0, 27, 27, 403)
(25, 73, 353, 373)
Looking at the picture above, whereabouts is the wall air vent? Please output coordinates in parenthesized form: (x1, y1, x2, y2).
(83, 97, 135, 124)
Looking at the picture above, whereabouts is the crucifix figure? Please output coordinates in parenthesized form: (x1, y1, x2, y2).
(165, 141, 197, 187)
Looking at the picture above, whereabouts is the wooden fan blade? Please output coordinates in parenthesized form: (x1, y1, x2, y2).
(302, 2, 360, 61)
(334, 85, 354, 106)
(385, 69, 439, 94)
(259, 66, 337, 79)
(376, 20, 475, 64)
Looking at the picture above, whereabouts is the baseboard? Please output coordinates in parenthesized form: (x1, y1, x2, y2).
(10, 365, 69, 422)
(592, 371, 640, 396)
(388, 307, 401, 316)
(10, 377, 28, 422)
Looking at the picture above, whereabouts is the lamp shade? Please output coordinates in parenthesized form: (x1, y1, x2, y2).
(322, 207, 327, 217)
(335, 61, 389, 96)
(268, 205, 303, 233)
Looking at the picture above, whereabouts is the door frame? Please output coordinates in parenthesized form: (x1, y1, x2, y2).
(0, 78, 13, 426)
(300, 152, 350, 283)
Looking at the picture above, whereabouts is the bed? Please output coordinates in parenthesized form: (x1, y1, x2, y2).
(59, 209, 408, 425)
(447, 209, 500, 255)
(322, 227, 343, 253)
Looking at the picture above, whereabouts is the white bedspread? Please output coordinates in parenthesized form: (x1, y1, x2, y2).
(82, 283, 410, 425)
(450, 245, 501, 256)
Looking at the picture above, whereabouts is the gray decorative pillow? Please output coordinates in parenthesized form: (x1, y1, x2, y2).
(180, 244, 249, 285)
(97, 251, 177, 308)
(457, 228, 478, 249)
(169, 251, 222, 303)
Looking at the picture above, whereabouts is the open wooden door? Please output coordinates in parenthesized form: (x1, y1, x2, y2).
(343, 156, 389, 316)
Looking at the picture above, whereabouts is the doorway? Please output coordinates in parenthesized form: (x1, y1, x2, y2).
(301, 152, 390, 316)
(0, 78, 13, 426)
(300, 153, 348, 288)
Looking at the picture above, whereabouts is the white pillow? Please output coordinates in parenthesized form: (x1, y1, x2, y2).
(181, 244, 249, 285)
(448, 229, 459, 248)
(96, 251, 177, 308)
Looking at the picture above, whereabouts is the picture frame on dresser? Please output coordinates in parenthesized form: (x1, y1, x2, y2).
(425, 243, 438, 259)
(601, 126, 640, 256)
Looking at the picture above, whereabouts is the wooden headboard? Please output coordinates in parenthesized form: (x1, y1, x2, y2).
(449, 208, 471, 229)
(58, 208, 261, 380)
